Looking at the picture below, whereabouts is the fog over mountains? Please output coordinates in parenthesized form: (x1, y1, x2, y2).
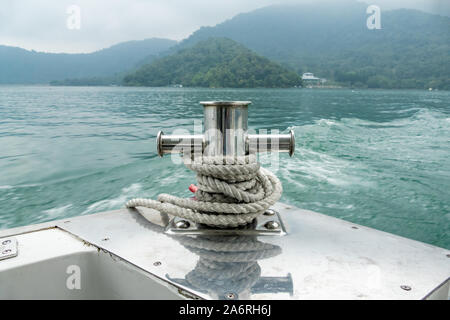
(0, 38, 176, 84)
(1, 1, 449, 89)
(177, 2, 450, 89)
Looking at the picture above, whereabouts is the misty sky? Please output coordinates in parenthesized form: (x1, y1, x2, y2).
(1, 0, 448, 53)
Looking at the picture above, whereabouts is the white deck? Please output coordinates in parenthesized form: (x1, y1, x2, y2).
(0, 203, 449, 299)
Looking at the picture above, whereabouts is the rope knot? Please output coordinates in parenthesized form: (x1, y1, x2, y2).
(126, 155, 282, 227)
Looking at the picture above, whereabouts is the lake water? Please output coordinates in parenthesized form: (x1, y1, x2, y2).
(0, 86, 449, 249)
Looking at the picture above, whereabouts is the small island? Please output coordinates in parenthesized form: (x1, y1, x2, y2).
(122, 38, 302, 88)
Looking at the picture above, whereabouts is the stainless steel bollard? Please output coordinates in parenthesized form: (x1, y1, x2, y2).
(157, 101, 295, 157)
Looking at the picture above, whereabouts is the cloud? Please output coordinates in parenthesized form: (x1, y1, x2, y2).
(0, 0, 277, 53)
(0, 0, 448, 53)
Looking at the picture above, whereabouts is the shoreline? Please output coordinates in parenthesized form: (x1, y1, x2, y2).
(0, 84, 447, 92)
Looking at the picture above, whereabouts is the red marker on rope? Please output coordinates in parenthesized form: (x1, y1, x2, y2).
(189, 184, 198, 193)
(189, 184, 198, 200)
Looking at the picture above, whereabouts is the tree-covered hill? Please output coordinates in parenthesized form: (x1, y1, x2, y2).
(0, 38, 176, 84)
(123, 38, 302, 88)
(2, 1, 449, 89)
(178, 1, 450, 90)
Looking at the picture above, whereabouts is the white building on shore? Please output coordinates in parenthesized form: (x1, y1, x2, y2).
(302, 72, 320, 81)
(302, 72, 327, 87)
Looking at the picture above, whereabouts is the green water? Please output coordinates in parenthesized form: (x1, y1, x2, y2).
(0, 86, 449, 248)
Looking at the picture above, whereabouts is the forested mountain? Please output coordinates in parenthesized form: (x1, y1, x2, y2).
(123, 38, 301, 88)
(178, 1, 450, 89)
(0, 38, 176, 84)
(2, 1, 449, 89)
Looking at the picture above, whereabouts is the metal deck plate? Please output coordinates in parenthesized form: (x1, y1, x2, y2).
(165, 210, 286, 236)
(56, 203, 450, 300)
(0, 237, 18, 261)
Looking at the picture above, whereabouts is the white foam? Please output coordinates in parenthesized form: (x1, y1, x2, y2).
(283, 147, 376, 188)
(82, 183, 142, 214)
(317, 119, 337, 126)
(42, 204, 72, 218)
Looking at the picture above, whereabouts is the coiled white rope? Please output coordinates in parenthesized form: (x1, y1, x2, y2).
(125, 154, 282, 227)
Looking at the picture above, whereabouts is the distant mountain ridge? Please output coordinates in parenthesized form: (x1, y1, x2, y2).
(0, 38, 177, 84)
(177, 2, 450, 89)
(1, 1, 449, 89)
(123, 38, 301, 88)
